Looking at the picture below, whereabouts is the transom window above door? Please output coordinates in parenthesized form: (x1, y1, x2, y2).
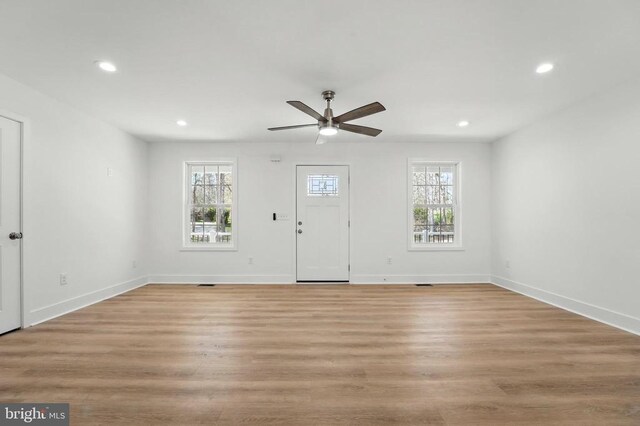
(184, 160, 237, 250)
(408, 160, 462, 250)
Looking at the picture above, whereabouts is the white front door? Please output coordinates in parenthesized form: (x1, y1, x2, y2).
(296, 165, 349, 282)
(0, 115, 22, 334)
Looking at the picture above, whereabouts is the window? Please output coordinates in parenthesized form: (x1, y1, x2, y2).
(307, 174, 339, 196)
(409, 161, 461, 249)
(184, 161, 237, 250)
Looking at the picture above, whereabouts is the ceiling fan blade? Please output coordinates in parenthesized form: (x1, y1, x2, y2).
(287, 101, 327, 122)
(339, 123, 382, 137)
(268, 124, 318, 131)
(333, 102, 386, 123)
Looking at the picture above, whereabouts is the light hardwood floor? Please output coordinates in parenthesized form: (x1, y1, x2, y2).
(0, 284, 639, 425)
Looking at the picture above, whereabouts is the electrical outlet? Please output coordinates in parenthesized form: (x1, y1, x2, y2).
(59, 273, 68, 286)
(387, 257, 392, 265)
(132, 260, 137, 269)
(505, 260, 511, 269)
(248, 257, 253, 265)
(107, 167, 113, 177)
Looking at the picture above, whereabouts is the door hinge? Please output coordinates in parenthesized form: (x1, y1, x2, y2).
(348, 264, 350, 271)
(348, 220, 350, 227)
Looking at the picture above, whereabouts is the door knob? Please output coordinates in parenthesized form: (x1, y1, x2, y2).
(9, 232, 23, 240)
(297, 229, 302, 234)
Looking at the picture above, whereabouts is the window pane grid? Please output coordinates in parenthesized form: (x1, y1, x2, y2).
(187, 163, 234, 245)
(307, 174, 339, 196)
(411, 164, 457, 245)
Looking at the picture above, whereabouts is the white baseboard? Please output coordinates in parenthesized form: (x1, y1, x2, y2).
(491, 275, 640, 336)
(350, 274, 491, 284)
(27, 276, 149, 327)
(29, 273, 638, 338)
(148, 274, 295, 284)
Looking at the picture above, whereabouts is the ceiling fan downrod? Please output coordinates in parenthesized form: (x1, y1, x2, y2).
(321, 90, 336, 132)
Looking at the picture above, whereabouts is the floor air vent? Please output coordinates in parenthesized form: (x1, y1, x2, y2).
(415, 284, 433, 287)
(198, 284, 216, 287)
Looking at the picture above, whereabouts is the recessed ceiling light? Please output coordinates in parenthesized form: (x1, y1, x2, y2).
(95, 61, 117, 73)
(536, 63, 554, 74)
(457, 120, 470, 128)
(176, 120, 188, 127)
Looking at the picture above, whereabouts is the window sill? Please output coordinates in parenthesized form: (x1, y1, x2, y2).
(180, 246, 238, 252)
(408, 245, 465, 252)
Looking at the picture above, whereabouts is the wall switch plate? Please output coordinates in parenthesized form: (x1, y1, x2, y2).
(60, 273, 68, 286)
(387, 257, 393, 265)
(107, 167, 113, 177)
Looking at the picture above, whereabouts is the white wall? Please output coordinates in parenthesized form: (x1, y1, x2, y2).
(148, 140, 492, 284)
(5, 64, 638, 335)
(491, 77, 640, 334)
(0, 73, 149, 325)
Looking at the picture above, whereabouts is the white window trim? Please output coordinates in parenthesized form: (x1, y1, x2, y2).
(407, 159, 464, 251)
(182, 159, 238, 251)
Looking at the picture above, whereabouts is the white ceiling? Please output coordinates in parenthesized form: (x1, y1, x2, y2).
(1, 0, 640, 143)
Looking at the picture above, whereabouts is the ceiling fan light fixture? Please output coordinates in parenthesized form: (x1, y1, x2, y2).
(319, 126, 338, 136)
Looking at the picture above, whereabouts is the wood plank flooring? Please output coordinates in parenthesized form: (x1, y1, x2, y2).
(0, 284, 639, 425)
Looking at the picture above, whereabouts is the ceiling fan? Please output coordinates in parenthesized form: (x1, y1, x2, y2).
(268, 90, 385, 144)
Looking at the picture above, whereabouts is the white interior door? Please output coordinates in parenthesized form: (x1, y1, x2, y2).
(0, 116, 22, 334)
(296, 165, 349, 282)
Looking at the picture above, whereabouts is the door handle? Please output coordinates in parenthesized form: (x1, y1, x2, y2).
(297, 229, 302, 234)
(9, 232, 23, 240)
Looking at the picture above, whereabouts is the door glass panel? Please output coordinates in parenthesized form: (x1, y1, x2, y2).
(307, 174, 339, 196)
